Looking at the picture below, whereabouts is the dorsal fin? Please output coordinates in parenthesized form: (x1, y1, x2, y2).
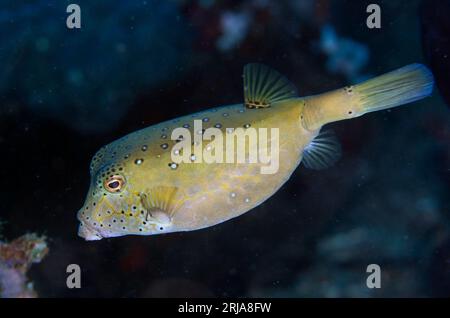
(243, 63, 298, 109)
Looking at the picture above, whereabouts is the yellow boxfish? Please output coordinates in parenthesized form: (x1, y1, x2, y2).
(77, 63, 434, 240)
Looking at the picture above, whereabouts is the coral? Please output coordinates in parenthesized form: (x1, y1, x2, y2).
(0, 233, 48, 298)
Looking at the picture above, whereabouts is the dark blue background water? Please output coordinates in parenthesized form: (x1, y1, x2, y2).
(0, 0, 449, 297)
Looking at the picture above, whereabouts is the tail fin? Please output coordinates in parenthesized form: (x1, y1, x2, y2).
(355, 63, 434, 113)
(302, 64, 434, 131)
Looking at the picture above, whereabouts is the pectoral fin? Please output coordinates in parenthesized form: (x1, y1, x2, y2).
(302, 129, 341, 170)
(139, 186, 184, 225)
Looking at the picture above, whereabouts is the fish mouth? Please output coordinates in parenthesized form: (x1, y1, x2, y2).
(78, 221, 103, 241)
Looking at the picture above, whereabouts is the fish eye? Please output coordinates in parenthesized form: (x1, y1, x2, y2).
(104, 175, 125, 193)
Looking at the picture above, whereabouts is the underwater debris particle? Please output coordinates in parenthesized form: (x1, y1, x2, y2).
(135, 159, 144, 165)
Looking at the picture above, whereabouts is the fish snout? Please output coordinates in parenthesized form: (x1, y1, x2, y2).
(78, 221, 103, 241)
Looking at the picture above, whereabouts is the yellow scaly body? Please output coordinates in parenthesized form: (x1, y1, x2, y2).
(77, 63, 433, 240)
